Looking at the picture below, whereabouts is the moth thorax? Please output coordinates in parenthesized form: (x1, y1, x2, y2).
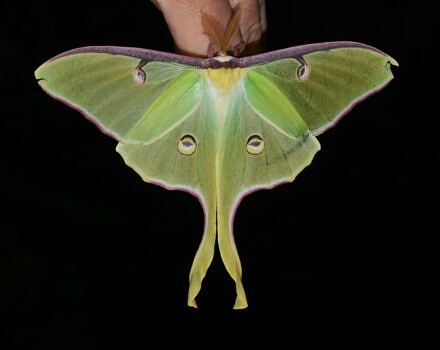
(203, 68, 245, 95)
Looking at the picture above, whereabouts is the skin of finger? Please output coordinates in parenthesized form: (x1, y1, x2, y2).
(229, 0, 266, 45)
(154, 0, 235, 56)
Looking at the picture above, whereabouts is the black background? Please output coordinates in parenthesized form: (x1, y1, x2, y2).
(2, 1, 438, 348)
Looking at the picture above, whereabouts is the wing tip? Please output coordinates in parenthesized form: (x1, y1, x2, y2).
(388, 56, 399, 67)
(34, 64, 45, 82)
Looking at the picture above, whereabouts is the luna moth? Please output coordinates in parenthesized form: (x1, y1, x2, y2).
(35, 13, 397, 308)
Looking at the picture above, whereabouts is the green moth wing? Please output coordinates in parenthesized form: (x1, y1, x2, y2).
(245, 46, 398, 135)
(35, 42, 397, 309)
(35, 48, 202, 144)
(117, 84, 320, 309)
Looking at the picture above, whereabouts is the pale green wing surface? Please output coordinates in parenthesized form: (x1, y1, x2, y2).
(35, 53, 201, 143)
(216, 86, 321, 309)
(116, 95, 217, 309)
(246, 47, 397, 135)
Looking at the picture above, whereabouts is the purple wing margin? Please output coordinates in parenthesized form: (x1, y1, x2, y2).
(42, 41, 394, 69)
(236, 41, 392, 67)
(45, 46, 222, 68)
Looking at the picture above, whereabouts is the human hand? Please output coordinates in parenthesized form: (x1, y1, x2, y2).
(152, 0, 267, 57)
